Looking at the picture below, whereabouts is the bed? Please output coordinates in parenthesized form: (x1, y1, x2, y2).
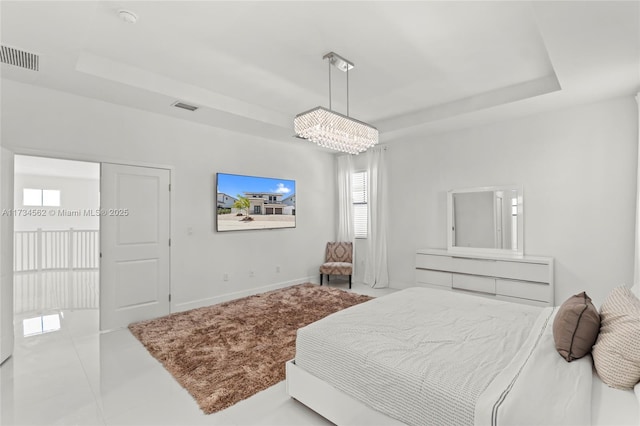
(286, 287, 640, 425)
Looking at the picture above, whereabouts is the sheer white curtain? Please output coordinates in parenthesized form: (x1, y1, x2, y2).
(364, 146, 389, 288)
(336, 154, 354, 242)
(634, 93, 640, 297)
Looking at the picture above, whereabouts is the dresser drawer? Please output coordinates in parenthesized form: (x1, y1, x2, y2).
(496, 279, 550, 302)
(451, 256, 496, 276)
(495, 261, 549, 283)
(416, 269, 452, 288)
(417, 283, 453, 293)
(495, 294, 549, 307)
(416, 254, 452, 271)
(452, 274, 496, 295)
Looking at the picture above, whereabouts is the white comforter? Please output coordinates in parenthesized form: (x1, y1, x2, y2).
(295, 287, 593, 426)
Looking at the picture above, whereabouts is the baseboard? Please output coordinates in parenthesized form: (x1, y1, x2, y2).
(173, 275, 319, 312)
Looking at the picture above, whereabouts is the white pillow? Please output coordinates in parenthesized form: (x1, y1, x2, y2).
(592, 286, 640, 389)
(632, 284, 639, 298)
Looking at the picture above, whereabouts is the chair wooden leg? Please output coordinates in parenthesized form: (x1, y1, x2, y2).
(320, 274, 323, 286)
(349, 275, 352, 289)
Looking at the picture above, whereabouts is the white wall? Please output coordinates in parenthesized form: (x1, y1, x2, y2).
(14, 174, 100, 231)
(1, 80, 336, 310)
(386, 96, 638, 305)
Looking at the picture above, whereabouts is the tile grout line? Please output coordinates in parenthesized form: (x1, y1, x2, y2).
(69, 318, 108, 425)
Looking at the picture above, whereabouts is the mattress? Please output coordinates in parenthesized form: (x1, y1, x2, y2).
(295, 287, 544, 426)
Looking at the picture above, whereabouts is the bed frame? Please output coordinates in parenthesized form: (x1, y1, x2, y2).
(285, 359, 406, 425)
(286, 360, 639, 426)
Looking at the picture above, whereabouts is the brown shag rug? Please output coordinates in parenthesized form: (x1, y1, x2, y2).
(128, 283, 372, 414)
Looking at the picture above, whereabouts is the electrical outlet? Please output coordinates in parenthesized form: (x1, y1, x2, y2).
(276, 265, 281, 273)
(223, 273, 229, 281)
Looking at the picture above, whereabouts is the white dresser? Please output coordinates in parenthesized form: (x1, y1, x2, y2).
(415, 248, 554, 306)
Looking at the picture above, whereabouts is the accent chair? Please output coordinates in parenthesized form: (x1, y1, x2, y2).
(319, 242, 353, 289)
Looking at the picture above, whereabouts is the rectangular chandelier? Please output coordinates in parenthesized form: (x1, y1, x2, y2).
(294, 107, 378, 155)
(295, 52, 379, 155)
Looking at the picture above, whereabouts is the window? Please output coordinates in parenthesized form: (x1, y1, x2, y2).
(23, 188, 43, 206)
(353, 171, 368, 238)
(43, 189, 61, 206)
(23, 188, 60, 207)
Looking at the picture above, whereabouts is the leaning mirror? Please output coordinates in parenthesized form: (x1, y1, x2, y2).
(447, 186, 524, 256)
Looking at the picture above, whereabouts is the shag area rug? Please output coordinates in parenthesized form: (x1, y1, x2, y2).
(128, 283, 372, 414)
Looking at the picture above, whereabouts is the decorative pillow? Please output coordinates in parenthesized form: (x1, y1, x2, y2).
(592, 286, 640, 389)
(553, 292, 600, 362)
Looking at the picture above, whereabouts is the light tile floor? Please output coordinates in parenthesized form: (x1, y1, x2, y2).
(0, 274, 396, 425)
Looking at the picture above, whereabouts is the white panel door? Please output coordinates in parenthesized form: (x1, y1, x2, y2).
(100, 163, 170, 331)
(0, 148, 14, 364)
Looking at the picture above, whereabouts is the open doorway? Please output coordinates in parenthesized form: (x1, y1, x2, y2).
(13, 155, 100, 338)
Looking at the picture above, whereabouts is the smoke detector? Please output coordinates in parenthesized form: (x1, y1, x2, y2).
(118, 9, 138, 24)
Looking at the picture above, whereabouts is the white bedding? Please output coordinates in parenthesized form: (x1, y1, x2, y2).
(475, 304, 592, 425)
(591, 373, 638, 425)
(295, 287, 594, 426)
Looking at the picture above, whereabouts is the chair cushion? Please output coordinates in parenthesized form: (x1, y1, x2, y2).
(326, 242, 353, 263)
(320, 262, 353, 276)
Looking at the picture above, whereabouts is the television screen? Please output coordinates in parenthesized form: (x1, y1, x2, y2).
(216, 173, 296, 232)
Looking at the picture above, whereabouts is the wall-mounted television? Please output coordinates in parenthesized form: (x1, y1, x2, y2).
(216, 173, 296, 232)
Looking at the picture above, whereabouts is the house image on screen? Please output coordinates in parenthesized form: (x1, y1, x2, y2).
(283, 194, 296, 215)
(217, 193, 238, 209)
(245, 192, 294, 215)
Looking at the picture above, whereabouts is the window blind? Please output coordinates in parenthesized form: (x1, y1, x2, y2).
(353, 171, 368, 239)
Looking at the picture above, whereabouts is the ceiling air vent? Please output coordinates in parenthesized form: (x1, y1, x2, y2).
(171, 101, 199, 112)
(0, 45, 39, 71)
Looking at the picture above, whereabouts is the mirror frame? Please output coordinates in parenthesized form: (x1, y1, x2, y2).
(447, 185, 524, 257)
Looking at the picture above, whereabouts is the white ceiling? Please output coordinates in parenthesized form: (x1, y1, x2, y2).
(1, 1, 638, 145)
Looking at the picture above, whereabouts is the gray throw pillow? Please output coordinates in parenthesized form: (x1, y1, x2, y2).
(553, 291, 600, 362)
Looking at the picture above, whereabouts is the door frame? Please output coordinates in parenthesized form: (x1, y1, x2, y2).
(5, 147, 175, 327)
(1, 147, 15, 364)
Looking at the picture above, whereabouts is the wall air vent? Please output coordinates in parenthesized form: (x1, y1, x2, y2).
(0, 45, 39, 71)
(171, 101, 199, 112)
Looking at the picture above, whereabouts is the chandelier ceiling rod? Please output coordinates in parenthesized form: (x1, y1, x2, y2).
(328, 57, 332, 111)
(347, 66, 349, 117)
(324, 52, 353, 116)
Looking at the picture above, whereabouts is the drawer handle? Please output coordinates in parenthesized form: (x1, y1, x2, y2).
(452, 286, 496, 296)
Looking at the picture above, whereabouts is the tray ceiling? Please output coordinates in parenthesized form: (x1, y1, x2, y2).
(1, 1, 638, 143)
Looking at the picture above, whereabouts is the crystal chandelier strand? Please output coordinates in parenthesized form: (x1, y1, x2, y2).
(294, 107, 378, 155)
